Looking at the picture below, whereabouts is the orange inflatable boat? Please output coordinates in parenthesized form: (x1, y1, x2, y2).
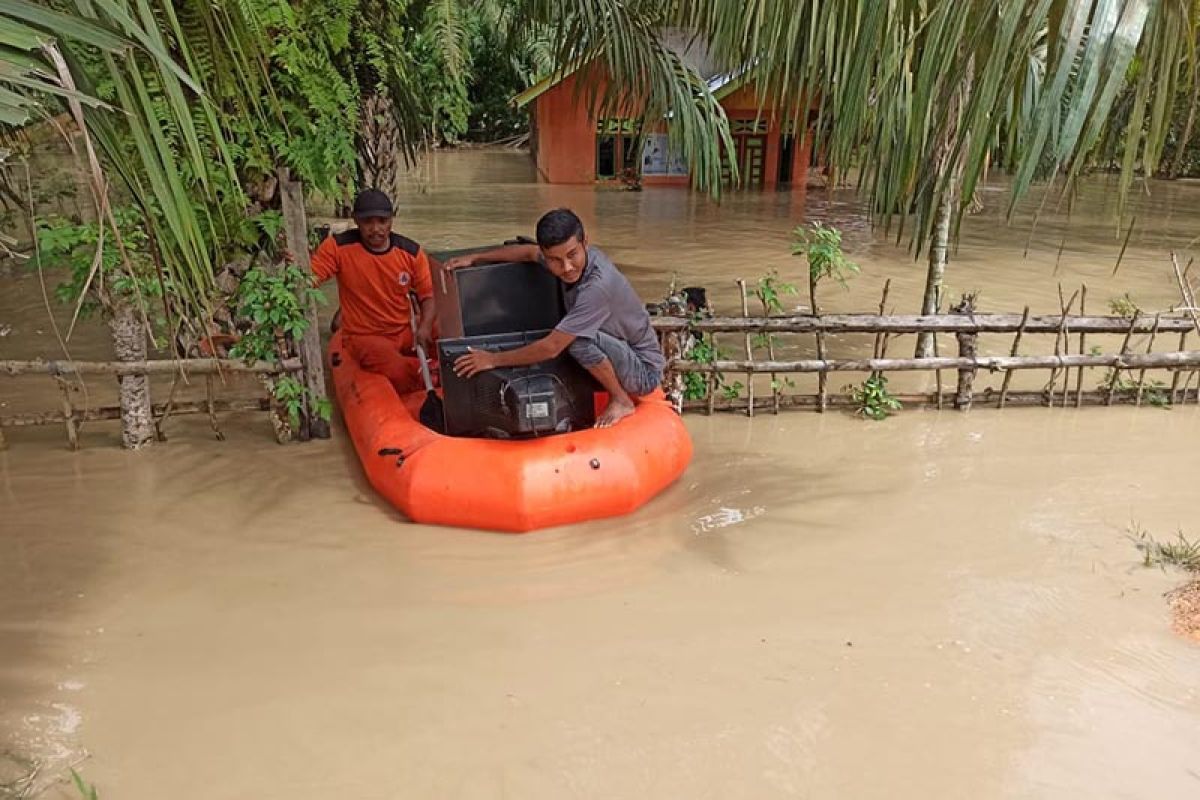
(328, 329, 693, 532)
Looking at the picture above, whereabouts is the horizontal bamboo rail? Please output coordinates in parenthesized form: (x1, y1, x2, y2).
(653, 286, 1200, 416)
(1, 357, 302, 377)
(674, 350, 1200, 374)
(651, 313, 1193, 335)
(0, 357, 304, 449)
(683, 388, 1200, 413)
(0, 398, 271, 428)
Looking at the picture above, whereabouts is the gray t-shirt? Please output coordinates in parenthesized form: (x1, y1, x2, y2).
(552, 246, 666, 372)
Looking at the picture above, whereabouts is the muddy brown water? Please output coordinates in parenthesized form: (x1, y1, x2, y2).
(3, 151, 1200, 798)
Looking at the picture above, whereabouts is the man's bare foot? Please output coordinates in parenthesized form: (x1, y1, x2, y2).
(595, 395, 636, 428)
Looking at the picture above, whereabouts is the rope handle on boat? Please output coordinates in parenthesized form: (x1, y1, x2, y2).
(377, 447, 405, 467)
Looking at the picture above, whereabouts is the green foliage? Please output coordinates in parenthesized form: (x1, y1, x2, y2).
(847, 374, 902, 421)
(225, 0, 359, 199)
(230, 262, 330, 424)
(230, 264, 324, 362)
(792, 222, 859, 295)
(1108, 293, 1141, 318)
(34, 210, 165, 332)
(1130, 523, 1200, 572)
(722, 380, 744, 401)
(71, 768, 99, 800)
(682, 336, 725, 402)
(273, 375, 307, 427)
(755, 269, 798, 315)
(466, 15, 543, 140)
(414, 0, 473, 143)
(1097, 369, 1171, 408)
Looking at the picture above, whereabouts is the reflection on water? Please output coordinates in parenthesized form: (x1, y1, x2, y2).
(2, 150, 1200, 799)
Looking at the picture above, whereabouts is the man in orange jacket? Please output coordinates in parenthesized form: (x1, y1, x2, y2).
(312, 189, 436, 389)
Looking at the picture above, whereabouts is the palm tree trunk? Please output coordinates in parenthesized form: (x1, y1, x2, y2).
(916, 60, 972, 358)
(109, 299, 154, 449)
(916, 180, 959, 356)
(357, 92, 400, 195)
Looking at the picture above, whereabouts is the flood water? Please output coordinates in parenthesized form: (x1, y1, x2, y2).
(3, 151, 1200, 799)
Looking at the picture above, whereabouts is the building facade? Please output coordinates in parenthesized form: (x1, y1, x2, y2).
(515, 67, 813, 191)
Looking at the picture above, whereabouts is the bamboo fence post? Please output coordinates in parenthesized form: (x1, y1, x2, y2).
(1106, 313, 1141, 406)
(759, 290, 781, 415)
(811, 279, 828, 413)
(1059, 303, 1076, 407)
(705, 325, 718, 416)
(205, 375, 225, 441)
(1170, 331, 1189, 403)
(930, 285, 944, 409)
(54, 374, 78, 451)
(1169, 252, 1200, 406)
(1134, 313, 1162, 407)
(1074, 284, 1088, 407)
(1046, 288, 1079, 406)
(871, 280, 893, 370)
(997, 306, 1030, 408)
(932, 326, 944, 409)
(737, 279, 755, 417)
(868, 280, 897, 402)
(279, 166, 331, 441)
(1172, 251, 1200, 334)
(952, 294, 979, 410)
(154, 374, 183, 442)
(706, 366, 717, 415)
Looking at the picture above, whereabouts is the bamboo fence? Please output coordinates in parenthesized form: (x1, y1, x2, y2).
(653, 280, 1200, 417)
(0, 357, 304, 450)
(1, 168, 329, 451)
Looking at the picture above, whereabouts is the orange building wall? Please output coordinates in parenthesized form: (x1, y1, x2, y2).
(531, 73, 812, 190)
(533, 72, 598, 184)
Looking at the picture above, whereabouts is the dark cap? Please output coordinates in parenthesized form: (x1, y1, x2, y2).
(351, 189, 394, 218)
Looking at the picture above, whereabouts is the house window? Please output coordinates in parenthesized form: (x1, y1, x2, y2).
(730, 117, 769, 135)
(596, 118, 642, 179)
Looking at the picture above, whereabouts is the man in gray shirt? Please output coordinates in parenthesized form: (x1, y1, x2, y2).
(444, 208, 665, 427)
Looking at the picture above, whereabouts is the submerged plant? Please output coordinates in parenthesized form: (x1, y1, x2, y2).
(231, 263, 331, 425)
(792, 222, 859, 313)
(1108, 293, 1141, 318)
(1130, 523, 1200, 572)
(682, 336, 727, 402)
(847, 374, 902, 420)
(755, 269, 798, 315)
(71, 768, 99, 800)
(1096, 370, 1171, 408)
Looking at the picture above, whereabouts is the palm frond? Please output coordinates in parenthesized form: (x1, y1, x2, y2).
(509, 0, 734, 194)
